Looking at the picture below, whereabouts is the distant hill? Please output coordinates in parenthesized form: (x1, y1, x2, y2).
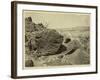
(54, 26, 90, 31)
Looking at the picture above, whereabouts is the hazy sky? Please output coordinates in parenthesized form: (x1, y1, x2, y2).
(24, 10, 90, 29)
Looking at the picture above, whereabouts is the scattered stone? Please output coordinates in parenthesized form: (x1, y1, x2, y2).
(25, 60, 34, 67)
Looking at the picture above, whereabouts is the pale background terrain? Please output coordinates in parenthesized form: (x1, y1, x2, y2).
(0, 0, 100, 80)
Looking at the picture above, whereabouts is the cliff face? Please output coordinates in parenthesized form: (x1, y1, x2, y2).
(25, 17, 90, 67)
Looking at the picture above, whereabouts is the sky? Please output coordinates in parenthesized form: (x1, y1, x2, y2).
(24, 10, 90, 29)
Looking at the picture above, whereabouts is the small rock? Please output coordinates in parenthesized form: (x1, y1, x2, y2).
(25, 60, 34, 67)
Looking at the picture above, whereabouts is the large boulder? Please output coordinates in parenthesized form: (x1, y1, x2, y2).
(30, 29, 64, 56)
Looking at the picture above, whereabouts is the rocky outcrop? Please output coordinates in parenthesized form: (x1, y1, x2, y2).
(35, 29, 64, 56)
(25, 17, 46, 32)
(25, 17, 64, 56)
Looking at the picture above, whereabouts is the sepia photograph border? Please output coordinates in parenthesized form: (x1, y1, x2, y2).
(11, 1, 98, 79)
